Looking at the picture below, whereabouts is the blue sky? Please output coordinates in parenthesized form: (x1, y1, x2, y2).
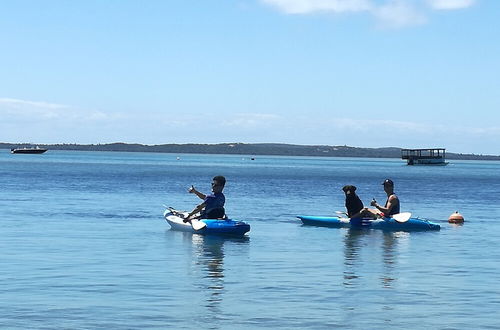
(1, 0, 498, 154)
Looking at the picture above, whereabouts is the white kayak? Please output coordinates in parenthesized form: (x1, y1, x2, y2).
(163, 208, 251, 236)
(164, 209, 206, 231)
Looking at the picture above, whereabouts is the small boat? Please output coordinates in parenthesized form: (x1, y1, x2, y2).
(297, 215, 440, 231)
(11, 146, 47, 154)
(401, 148, 448, 166)
(164, 208, 251, 237)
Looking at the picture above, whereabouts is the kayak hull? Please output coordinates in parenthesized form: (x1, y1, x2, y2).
(297, 215, 440, 231)
(164, 209, 250, 236)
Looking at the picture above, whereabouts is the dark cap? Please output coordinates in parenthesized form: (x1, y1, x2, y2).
(382, 179, 394, 186)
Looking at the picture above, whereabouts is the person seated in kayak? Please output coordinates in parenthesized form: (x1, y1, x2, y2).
(364, 179, 400, 218)
(342, 185, 365, 218)
(184, 175, 226, 222)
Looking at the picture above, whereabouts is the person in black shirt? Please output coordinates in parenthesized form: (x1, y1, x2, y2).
(358, 178, 401, 219)
(370, 179, 400, 217)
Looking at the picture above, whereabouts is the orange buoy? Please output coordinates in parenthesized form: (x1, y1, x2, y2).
(448, 211, 464, 224)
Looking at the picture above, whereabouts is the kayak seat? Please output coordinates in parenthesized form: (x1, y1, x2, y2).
(204, 207, 225, 219)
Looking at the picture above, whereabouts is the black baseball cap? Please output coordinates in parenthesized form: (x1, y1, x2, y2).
(382, 179, 394, 186)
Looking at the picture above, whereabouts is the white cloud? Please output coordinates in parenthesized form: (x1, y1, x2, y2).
(222, 113, 282, 127)
(260, 0, 477, 27)
(1, 104, 498, 154)
(276, 116, 500, 154)
(0, 97, 68, 113)
(260, 0, 372, 14)
(426, 0, 475, 10)
(324, 117, 434, 133)
(0, 97, 115, 121)
(374, 1, 427, 28)
(296, 115, 500, 140)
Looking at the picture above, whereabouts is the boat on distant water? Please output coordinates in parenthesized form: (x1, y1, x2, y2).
(401, 148, 448, 165)
(10, 146, 48, 154)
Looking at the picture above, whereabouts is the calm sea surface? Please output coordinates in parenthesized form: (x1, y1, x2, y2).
(1, 150, 499, 329)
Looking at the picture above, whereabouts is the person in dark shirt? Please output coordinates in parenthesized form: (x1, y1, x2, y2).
(370, 179, 400, 217)
(185, 175, 226, 222)
(342, 185, 365, 218)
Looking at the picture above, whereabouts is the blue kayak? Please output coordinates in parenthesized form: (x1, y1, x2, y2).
(200, 219, 251, 236)
(297, 215, 440, 231)
(164, 209, 251, 237)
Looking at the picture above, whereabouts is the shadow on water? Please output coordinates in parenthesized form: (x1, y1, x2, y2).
(188, 234, 250, 315)
(342, 229, 405, 289)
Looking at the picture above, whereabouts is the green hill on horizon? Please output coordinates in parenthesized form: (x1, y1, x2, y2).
(2, 142, 499, 160)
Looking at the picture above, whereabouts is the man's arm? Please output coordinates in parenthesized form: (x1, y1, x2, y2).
(186, 202, 205, 221)
(371, 195, 397, 214)
(189, 185, 206, 200)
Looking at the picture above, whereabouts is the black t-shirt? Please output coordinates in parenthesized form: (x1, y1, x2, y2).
(384, 194, 400, 216)
(345, 194, 364, 218)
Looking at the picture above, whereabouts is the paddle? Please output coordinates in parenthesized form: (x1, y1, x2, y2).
(165, 206, 207, 230)
(392, 212, 412, 223)
(189, 219, 207, 231)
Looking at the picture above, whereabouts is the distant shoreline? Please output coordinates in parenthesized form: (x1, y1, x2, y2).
(2, 142, 499, 161)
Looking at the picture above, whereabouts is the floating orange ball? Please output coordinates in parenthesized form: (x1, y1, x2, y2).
(448, 211, 464, 224)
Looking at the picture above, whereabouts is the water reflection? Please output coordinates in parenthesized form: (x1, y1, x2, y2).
(342, 229, 407, 289)
(190, 234, 249, 313)
(342, 229, 364, 287)
(380, 232, 398, 288)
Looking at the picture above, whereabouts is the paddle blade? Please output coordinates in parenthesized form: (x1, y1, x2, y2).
(191, 219, 207, 231)
(393, 212, 411, 223)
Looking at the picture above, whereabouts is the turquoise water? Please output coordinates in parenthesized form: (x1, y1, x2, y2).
(1, 150, 499, 329)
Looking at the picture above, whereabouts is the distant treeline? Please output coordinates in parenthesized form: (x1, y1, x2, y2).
(2, 142, 499, 160)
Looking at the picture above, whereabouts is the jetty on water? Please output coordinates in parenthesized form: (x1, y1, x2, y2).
(401, 148, 448, 166)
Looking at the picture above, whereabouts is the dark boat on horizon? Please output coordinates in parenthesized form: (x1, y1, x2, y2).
(11, 146, 48, 154)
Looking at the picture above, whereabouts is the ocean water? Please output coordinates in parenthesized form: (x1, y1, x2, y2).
(1, 150, 499, 329)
